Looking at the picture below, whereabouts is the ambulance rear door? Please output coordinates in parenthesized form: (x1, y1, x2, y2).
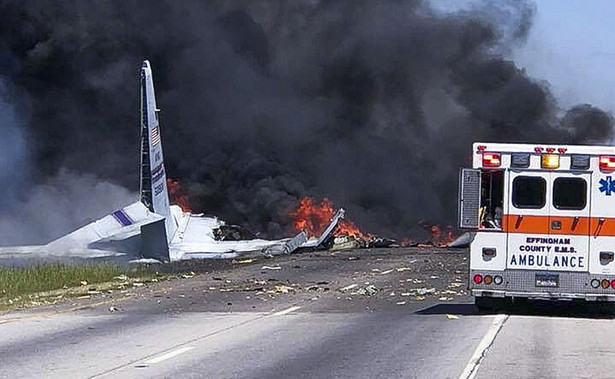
(506, 170, 551, 270)
(548, 171, 591, 272)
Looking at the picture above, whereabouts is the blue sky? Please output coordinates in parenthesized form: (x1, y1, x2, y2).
(434, 0, 615, 114)
(513, 0, 615, 112)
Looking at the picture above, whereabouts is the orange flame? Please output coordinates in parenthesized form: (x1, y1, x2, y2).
(400, 223, 458, 248)
(292, 197, 369, 241)
(167, 178, 192, 212)
(429, 224, 456, 247)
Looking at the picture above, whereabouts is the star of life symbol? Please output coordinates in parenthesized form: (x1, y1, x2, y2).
(599, 176, 615, 196)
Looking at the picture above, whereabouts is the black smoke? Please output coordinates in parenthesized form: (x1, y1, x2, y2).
(0, 0, 612, 242)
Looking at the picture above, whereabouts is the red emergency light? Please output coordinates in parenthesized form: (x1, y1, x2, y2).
(482, 152, 501, 168)
(599, 156, 615, 172)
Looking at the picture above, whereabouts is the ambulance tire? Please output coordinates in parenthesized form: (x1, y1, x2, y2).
(474, 296, 509, 312)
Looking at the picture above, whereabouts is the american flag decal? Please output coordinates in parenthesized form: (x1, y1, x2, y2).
(150, 125, 161, 146)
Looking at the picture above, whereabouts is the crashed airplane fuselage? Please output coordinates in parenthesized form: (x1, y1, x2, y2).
(0, 61, 341, 262)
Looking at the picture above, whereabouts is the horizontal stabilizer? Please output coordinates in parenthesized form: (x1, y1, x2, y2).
(45, 201, 164, 256)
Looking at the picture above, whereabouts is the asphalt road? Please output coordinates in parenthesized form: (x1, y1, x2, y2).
(1, 248, 615, 378)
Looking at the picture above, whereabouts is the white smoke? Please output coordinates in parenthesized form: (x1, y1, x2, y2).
(0, 169, 135, 246)
(0, 76, 135, 246)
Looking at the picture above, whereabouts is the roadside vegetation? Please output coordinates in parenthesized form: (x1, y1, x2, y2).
(0, 263, 167, 310)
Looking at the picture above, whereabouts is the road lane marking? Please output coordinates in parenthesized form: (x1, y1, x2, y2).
(94, 303, 306, 376)
(272, 306, 301, 316)
(91, 314, 269, 377)
(459, 314, 509, 379)
(145, 347, 195, 364)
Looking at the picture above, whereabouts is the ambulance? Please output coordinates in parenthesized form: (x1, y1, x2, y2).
(458, 142, 615, 308)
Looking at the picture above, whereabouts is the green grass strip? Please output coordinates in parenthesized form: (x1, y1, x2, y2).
(0, 263, 153, 300)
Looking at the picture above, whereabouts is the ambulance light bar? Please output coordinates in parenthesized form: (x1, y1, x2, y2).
(482, 152, 501, 167)
(511, 153, 530, 168)
(599, 156, 615, 172)
(541, 154, 560, 169)
(570, 155, 590, 170)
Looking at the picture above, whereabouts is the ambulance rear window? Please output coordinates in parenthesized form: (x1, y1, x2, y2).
(512, 176, 546, 209)
(553, 177, 587, 210)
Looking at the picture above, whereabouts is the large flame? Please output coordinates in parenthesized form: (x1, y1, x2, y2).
(293, 197, 457, 248)
(293, 197, 369, 240)
(167, 178, 192, 212)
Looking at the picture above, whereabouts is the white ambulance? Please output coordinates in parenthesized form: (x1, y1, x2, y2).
(459, 142, 615, 308)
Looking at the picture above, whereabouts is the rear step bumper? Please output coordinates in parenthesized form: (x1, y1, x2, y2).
(473, 289, 615, 301)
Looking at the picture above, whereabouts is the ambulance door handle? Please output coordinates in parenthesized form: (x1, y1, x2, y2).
(571, 217, 579, 231)
(515, 215, 523, 229)
(551, 220, 562, 230)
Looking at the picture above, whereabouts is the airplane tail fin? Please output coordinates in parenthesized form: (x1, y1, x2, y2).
(140, 60, 178, 241)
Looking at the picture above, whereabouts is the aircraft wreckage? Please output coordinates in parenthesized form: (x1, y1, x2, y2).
(0, 61, 343, 263)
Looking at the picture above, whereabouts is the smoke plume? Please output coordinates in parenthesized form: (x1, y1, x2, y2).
(0, 170, 135, 245)
(0, 0, 612, 241)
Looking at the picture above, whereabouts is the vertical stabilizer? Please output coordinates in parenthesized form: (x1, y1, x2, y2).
(140, 60, 177, 241)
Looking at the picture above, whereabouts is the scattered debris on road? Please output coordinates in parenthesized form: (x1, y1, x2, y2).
(340, 284, 359, 292)
(261, 265, 282, 270)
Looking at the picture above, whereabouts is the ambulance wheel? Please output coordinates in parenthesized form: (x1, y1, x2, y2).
(475, 296, 508, 311)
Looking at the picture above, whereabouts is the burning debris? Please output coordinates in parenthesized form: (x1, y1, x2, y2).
(398, 222, 461, 248)
(292, 197, 461, 250)
(294, 197, 370, 250)
(293, 197, 397, 250)
(428, 225, 455, 247)
(293, 198, 367, 241)
(423, 223, 459, 247)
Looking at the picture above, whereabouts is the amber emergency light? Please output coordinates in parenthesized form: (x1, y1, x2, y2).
(541, 154, 560, 169)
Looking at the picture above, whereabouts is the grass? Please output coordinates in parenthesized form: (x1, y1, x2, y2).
(0, 263, 158, 306)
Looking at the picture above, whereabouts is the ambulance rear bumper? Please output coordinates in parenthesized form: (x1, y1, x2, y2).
(472, 289, 615, 302)
(470, 269, 615, 301)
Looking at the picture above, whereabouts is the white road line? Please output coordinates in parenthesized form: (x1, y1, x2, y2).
(145, 347, 195, 364)
(459, 314, 509, 379)
(271, 306, 301, 316)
